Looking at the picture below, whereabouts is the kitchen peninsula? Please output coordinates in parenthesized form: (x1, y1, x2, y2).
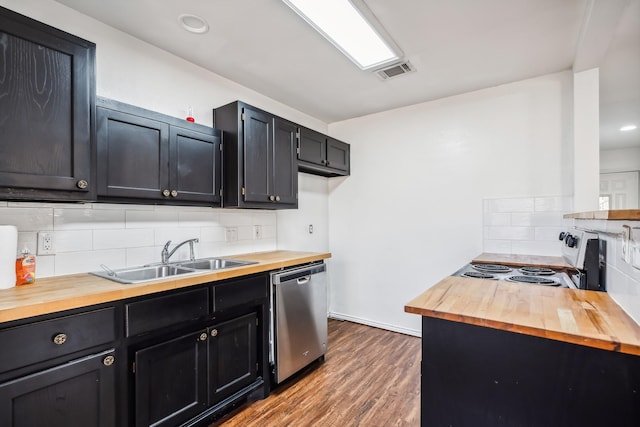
(406, 242, 640, 425)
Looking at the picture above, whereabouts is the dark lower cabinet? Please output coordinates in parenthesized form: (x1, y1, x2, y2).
(0, 349, 117, 427)
(135, 330, 208, 427)
(421, 317, 640, 427)
(133, 313, 260, 427)
(209, 313, 258, 404)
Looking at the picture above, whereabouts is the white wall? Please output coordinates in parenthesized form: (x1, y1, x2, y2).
(600, 147, 640, 173)
(328, 72, 574, 336)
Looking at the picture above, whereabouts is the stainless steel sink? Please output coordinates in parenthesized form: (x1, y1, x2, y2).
(91, 257, 257, 284)
(91, 265, 197, 284)
(176, 257, 257, 270)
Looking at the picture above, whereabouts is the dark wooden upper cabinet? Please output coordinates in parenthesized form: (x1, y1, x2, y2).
(97, 98, 222, 206)
(299, 127, 350, 177)
(214, 101, 298, 209)
(0, 6, 95, 201)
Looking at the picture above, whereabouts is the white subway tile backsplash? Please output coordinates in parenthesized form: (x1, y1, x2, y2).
(126, 210, 179, 228)
(0, 202, 277, 277)
(534, 227, 564, 241)
(35, 254, 55, 278)
(486, 198, 535, 213)
(0, 207, 54, 231)
(125, 247, 159, 267)
(534, 196, 573, 212)
(178, 210, 220, 227)
(512, 240, 561, 256)
(486, 226, 534, 240)
(54, 230, 93, 253)
(484, 213, 511, 226)
(17, 232, 37, 255)
(154, 228, 201, 246)
(483, 195, 572, 257)
(55, 208, 124, 230)
(200, 226, 227, 243)
(55, 249, 127, 275)
(94, 229, 154, 250)
(483, 239, 512, 254)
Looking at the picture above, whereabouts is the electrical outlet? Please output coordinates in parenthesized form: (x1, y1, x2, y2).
(254, 225, 262, 240)
(225, 227, 238, 242)
(37, 231, 55, 255)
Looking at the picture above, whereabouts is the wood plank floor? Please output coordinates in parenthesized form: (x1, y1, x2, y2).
(213, 319, 421, 427)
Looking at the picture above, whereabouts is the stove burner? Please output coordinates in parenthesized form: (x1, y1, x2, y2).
(472, 264, 512, 273)
(507, 275, 560, 286)
(519, 266, 555, 276)
(463, 271, 496, 279)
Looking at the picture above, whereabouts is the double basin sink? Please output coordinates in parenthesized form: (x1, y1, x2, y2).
(92, 257, 257, 284)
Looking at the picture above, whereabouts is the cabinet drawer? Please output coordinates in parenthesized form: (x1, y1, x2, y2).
(0, 308, 116, 374)
(213, 276, 267, 312)
(126, 288, 208, 337)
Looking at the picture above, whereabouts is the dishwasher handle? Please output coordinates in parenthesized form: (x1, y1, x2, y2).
(271, 262, 325, 285)
(297, 276, 311, 285)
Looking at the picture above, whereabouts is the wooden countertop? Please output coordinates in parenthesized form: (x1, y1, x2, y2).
(564, 209, 640, 220)
(0, 250, 331, 323)
(472, 253, 573, 269)
(405, 276, 640, 356)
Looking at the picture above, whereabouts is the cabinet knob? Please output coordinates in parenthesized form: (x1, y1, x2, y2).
(321, 160, 326, 164)
(199, 332, 208, 341)
(269, 195, 275, 202)
(103, 355, 115, 366)
(162, 189, 170, 197)
(275, 195, 281, 202)
(52, 333, 67, 345)
(211, 329, 218, 337)
(171, 190, 178, 197)
(76, 179, 88, 189)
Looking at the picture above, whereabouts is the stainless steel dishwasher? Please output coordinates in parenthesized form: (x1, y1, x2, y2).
(270, 262, 327, 384)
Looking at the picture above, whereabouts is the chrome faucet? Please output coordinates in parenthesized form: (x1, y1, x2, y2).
(161, 238, 199, 264)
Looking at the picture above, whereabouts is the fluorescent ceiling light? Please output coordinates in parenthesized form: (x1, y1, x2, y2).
(620, 124, 637, 132)
(283, 0, 401, 70)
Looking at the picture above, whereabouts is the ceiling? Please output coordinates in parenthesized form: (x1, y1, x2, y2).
(54, 0, 639, 149)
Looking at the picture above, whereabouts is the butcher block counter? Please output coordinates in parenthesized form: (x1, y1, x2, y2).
(405, 276, 640, 356)
(0, 250, 330, 323)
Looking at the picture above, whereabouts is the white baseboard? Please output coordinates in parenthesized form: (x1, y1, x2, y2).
(328, 312, 421, 337)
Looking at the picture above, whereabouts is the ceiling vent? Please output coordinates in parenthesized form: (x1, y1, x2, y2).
(375, 61, 415, 80)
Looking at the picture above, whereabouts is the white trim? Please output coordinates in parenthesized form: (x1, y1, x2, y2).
(328, 311, 421, 337)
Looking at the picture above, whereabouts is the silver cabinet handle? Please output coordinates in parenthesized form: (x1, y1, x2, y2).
(199, 333, 207, 341)
(171, 190, 178, 197)
(162, 189, 170, 197)
(211, 329, 218, 337)
(103, 355, 115, 366)
(53, 333, 67, 345)
(76, 179, 88, 189)
(297, 276, 311, 285)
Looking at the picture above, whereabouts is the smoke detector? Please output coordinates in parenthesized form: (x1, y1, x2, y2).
(375, 61, 415, 80)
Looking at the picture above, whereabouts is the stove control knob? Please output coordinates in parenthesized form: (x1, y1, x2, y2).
(565, 234, 578, 248)
(559, 232, 567, 240)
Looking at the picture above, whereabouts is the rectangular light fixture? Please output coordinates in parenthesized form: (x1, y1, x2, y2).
(282, 0, 402, 70)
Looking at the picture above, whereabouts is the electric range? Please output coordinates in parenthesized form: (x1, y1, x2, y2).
(453, 263, 575, 288)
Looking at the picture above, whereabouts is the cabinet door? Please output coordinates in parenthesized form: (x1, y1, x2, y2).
(298, 127, 327, 166)
(135, 330, 208, 427)
(0, 8, 95, 200)
(326, 137, 350, 173)
(170, 126, 222, 203)
(272, 118, 298, 206)
(242, 107, 272, 203)
(0, 350, 116, 427)
(97, 107, 170, 200)
(209, 313, 257, 404)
